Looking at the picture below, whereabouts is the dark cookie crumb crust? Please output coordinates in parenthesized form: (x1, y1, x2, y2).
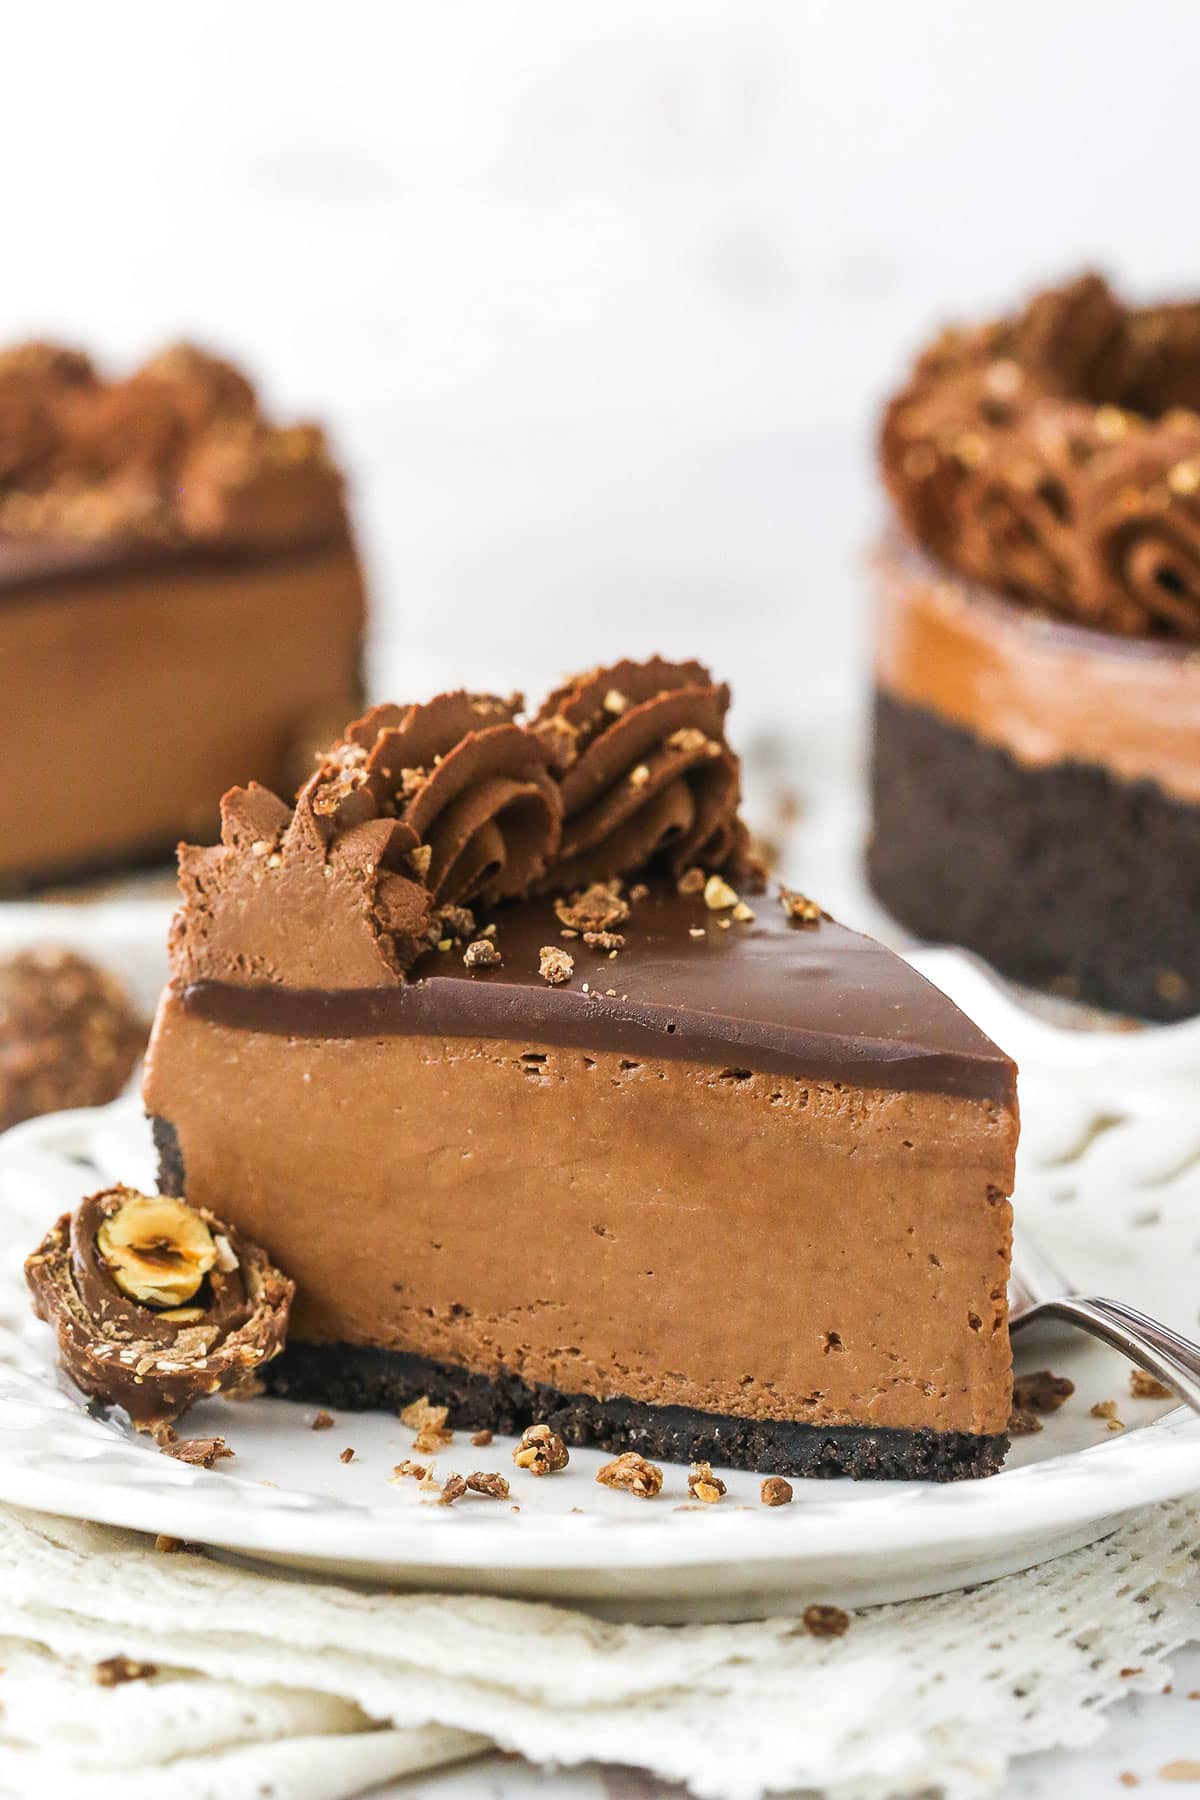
(868, 689, 1200, 1022)
(262, 1338, 1008, 1482)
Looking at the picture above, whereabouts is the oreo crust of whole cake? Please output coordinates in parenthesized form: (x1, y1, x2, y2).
(144, 663, 1018, 1481)
(0, 341, 364, 891)
(872, 273, 1200, 1019)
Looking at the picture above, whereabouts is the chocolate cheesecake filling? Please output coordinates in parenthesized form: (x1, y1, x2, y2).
(146, 894, 1016, 1477)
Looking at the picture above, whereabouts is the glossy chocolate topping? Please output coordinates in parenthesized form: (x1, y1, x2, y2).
(182, 886, 1015, 1103)
(881, 272, 1200, 640)
(874, 538, 1200, 803)
(0, 522, 351, 603)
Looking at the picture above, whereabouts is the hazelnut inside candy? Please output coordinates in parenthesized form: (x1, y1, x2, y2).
(97, 1194, 217, 1311)
(25, 1182, 294, 1431)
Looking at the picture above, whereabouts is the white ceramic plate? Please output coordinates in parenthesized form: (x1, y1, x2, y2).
(2, 947, 1199, 1624)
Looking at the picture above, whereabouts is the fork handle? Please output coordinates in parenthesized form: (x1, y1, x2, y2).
(1020, 1296, 1200, 1416)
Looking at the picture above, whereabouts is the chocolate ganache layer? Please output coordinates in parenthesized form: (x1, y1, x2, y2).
(183, 887, 1014, 1103)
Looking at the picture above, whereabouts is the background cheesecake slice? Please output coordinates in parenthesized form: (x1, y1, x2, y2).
(0, 342, 364, 891)
(144, 669, 1018, 1480)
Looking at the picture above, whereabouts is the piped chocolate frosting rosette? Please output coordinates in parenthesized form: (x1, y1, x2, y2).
(0, 337, 345, 548)
(25, 1185, 293, 1431)
(881, 272, 1200, 641)
(532, 659, 747, 889)
(1081, 418, 1200, 637)
(338, 692, 562, 906)
(171, 693, 562, 989)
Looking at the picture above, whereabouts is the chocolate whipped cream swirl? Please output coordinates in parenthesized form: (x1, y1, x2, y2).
(25, 1185, 293, 1431)
(1081, 417, 1200, 636)
(0, 339, 345, 550)
(172, 693, 561, 989)
(337, 693, 562, 906)
(882, 273, 1200, 639)
(531, 659, 745, 889)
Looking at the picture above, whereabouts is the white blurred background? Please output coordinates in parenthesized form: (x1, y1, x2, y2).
(3, 0, 1197, 725)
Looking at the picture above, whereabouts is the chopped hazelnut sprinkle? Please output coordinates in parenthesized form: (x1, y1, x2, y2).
(554, 882, 630, 935)
(802, 1604, 851, 1639)
(677, 866, 706, 896)
(310, 1410, 335, 1431)
(512, 1422, 570, 1476)
(471, 1427, 494, 1447)
(466, 1471, 511, 1499)
(1007, 1407, 1044, 1436)
(438, 1474, 468, 1505)
(761, 1476, 794, 1506)
(687, 1461, 727, 1504)
(1130, 1368, 1173, 1401)
(703, 875, 739, 911)
(779, 887, 821, 924)
(596, 1451, 663, 1498)
(93, 1656, 157, 1687)
(538, 945, 574, 986)
(582, 929, 624, 951)
(339, 1447, 356, 1464)
(1091, 1399, 1125, 1432)
(1012, 1370, 1075, 1414)
(463, 938, 501, 970)
(160, 1436, 234, 1468)
(400, 1397, 455, 1453)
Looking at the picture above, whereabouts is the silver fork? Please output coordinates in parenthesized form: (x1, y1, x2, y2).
(1010, 1222, 1200, 1415)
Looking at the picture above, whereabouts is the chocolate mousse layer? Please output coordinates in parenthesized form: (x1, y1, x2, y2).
(869, 542, 1200, 1019)
(146, 893, 1016, 1478)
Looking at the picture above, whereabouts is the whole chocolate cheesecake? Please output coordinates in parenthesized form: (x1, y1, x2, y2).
(871, 274, 1200, 1020)
(0, 342, 364, 891)
(144, 663, 1018, 1481)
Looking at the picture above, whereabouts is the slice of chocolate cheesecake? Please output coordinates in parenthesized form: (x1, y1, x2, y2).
(144, 665, 1018, 1480)
(0, 342, 364, 891)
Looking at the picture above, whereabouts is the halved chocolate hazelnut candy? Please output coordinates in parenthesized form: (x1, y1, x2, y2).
(24, 1184, 293, 1431)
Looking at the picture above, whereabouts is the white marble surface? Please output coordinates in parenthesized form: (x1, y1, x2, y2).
(3, 5, 1199, 1790)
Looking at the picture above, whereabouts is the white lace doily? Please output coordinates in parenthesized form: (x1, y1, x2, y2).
(0, 1498, 1194, 1800)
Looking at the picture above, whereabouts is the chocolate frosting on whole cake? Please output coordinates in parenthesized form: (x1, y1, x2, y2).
(0, 338, 345, 555)
(882, 273, 1200, 638)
